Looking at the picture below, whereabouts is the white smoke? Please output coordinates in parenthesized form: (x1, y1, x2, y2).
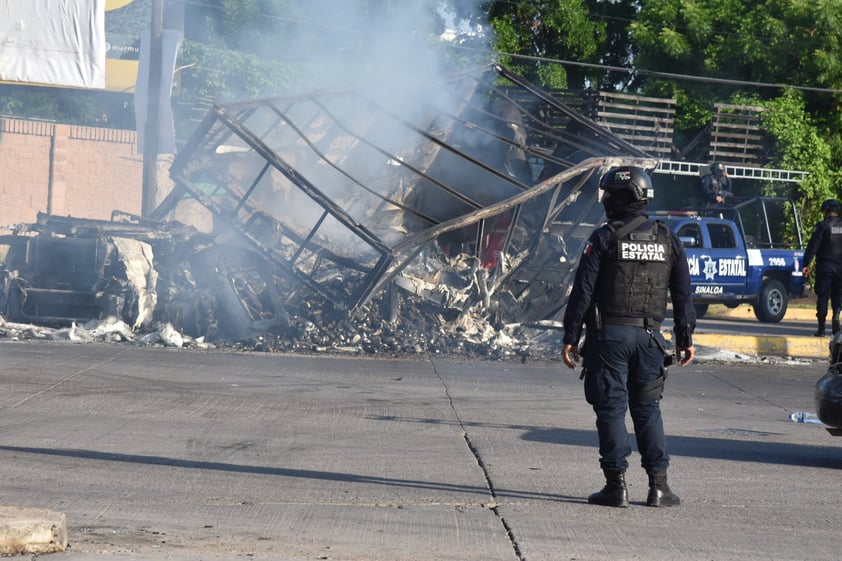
(227, 1, 491, 95)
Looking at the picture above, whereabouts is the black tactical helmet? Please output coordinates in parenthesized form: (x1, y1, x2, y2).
(599, 166, 654, 205)
(821, 199, 840, 213)
(711, 162, 726, 174)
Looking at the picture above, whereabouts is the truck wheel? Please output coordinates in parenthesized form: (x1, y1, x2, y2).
(753, 279, 788, 323)
(694, 304, 709, 318)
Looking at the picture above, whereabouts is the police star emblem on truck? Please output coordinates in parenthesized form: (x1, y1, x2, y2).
(667, 196, 806, 323)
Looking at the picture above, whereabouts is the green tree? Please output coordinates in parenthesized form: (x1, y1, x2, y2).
(450, 0, 606, 89)
(754, 90, 840, 226)
(631, 0, 842, 89)
(588, 0, 639, 90)
(447, 1, 641, 89)
(0, 85, 133, 128)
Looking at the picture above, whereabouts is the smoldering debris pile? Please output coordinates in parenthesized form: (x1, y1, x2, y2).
(0, 276, 567, 363)
(254, 295, 567, 361)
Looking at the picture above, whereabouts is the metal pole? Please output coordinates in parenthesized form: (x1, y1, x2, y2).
(141, 0, 164, 216)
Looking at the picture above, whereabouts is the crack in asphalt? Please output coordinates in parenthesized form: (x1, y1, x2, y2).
(429, 360, 526, 561)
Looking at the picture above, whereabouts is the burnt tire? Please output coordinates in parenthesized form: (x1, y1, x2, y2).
(753, 279, 788, 323)
(693, 303, 709, 319)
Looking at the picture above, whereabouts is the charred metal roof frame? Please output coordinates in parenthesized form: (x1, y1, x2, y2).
(157, 64, 657, 322)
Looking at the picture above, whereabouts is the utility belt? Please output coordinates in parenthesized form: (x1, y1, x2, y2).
(581, 308, 675, 401)
(601, 316, 661, 331)
(600, 315, 673, 368)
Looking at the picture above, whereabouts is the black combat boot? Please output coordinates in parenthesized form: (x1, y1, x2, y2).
(815, 319, 827, 337)
(646, 471, 680, 507)
(833, 314, 840, 335)
(588, 469, 629, 508)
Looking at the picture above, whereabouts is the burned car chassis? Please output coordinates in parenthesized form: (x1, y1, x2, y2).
(0, 213, 171, 329)
(1, 65, 658, 348)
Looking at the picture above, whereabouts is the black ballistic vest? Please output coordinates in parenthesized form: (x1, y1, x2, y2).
(596, 220, 672, 319)
(828, 217, 842, 257)
(708, 175, 727, 194)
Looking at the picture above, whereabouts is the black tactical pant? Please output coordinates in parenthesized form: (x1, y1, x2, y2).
(814, 262, 842, 323)
(583, 324, 669, 473)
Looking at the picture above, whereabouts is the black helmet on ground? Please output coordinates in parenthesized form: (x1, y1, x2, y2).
(821, 199, 840, 213)
(599, 166, 654, 218)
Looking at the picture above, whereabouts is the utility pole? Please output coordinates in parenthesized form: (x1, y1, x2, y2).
(141, 0, 164, 217)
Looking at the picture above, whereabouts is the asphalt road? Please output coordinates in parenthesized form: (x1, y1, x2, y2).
(0, 339, 840, 561)
(694, 312, 818, 338)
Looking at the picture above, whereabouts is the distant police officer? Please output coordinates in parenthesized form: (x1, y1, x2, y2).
(802, 198, 842, 336)
(562, 166, 696, 508)
(700, 162, 732, 206)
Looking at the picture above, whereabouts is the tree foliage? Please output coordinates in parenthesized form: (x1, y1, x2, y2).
(754, 90, 839, 225)
(0, 85, 134, 128)
(631, 0, 842, 90)
(630, 1, 842, 147)
(449, 1, 606, 89)
(179, 42, 301, 102)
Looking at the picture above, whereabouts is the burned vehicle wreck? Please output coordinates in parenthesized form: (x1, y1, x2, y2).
(0, 64, 661, 354)
(0, 211, 287, 344)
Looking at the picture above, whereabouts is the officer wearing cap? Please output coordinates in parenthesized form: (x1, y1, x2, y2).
(562, 166, 696, 508)
(803, 198, 842, 336)
(700, 162, 732, 206)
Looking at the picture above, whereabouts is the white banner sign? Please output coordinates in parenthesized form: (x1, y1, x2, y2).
(0, 0, 106, 88)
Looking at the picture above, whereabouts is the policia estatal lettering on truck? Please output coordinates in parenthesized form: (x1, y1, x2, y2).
(660, 197, 807, 323)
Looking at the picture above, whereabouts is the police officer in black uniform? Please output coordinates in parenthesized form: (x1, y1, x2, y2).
(802, 198, 842, 336)
(562, 166, 696, 508)
(700, 162, 732, 206)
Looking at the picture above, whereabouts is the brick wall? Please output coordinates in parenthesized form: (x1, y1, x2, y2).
(0, 118, 143, 229)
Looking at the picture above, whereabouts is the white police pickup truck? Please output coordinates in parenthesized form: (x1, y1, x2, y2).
(657, 197, 807, 323)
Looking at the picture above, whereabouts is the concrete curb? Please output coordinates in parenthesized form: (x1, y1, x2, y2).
(0, 506, 67, 555)
(691, 332, 830, 359)
(668, 304, 830, 359)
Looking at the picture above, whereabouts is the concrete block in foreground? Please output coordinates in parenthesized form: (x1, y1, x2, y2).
(0, 506, 67, 554)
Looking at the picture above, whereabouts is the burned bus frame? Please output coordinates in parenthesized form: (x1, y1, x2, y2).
(154, 64, 656, 325)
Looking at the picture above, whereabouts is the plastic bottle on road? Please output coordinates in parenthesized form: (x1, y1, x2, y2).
(789, 411, 823, 424)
